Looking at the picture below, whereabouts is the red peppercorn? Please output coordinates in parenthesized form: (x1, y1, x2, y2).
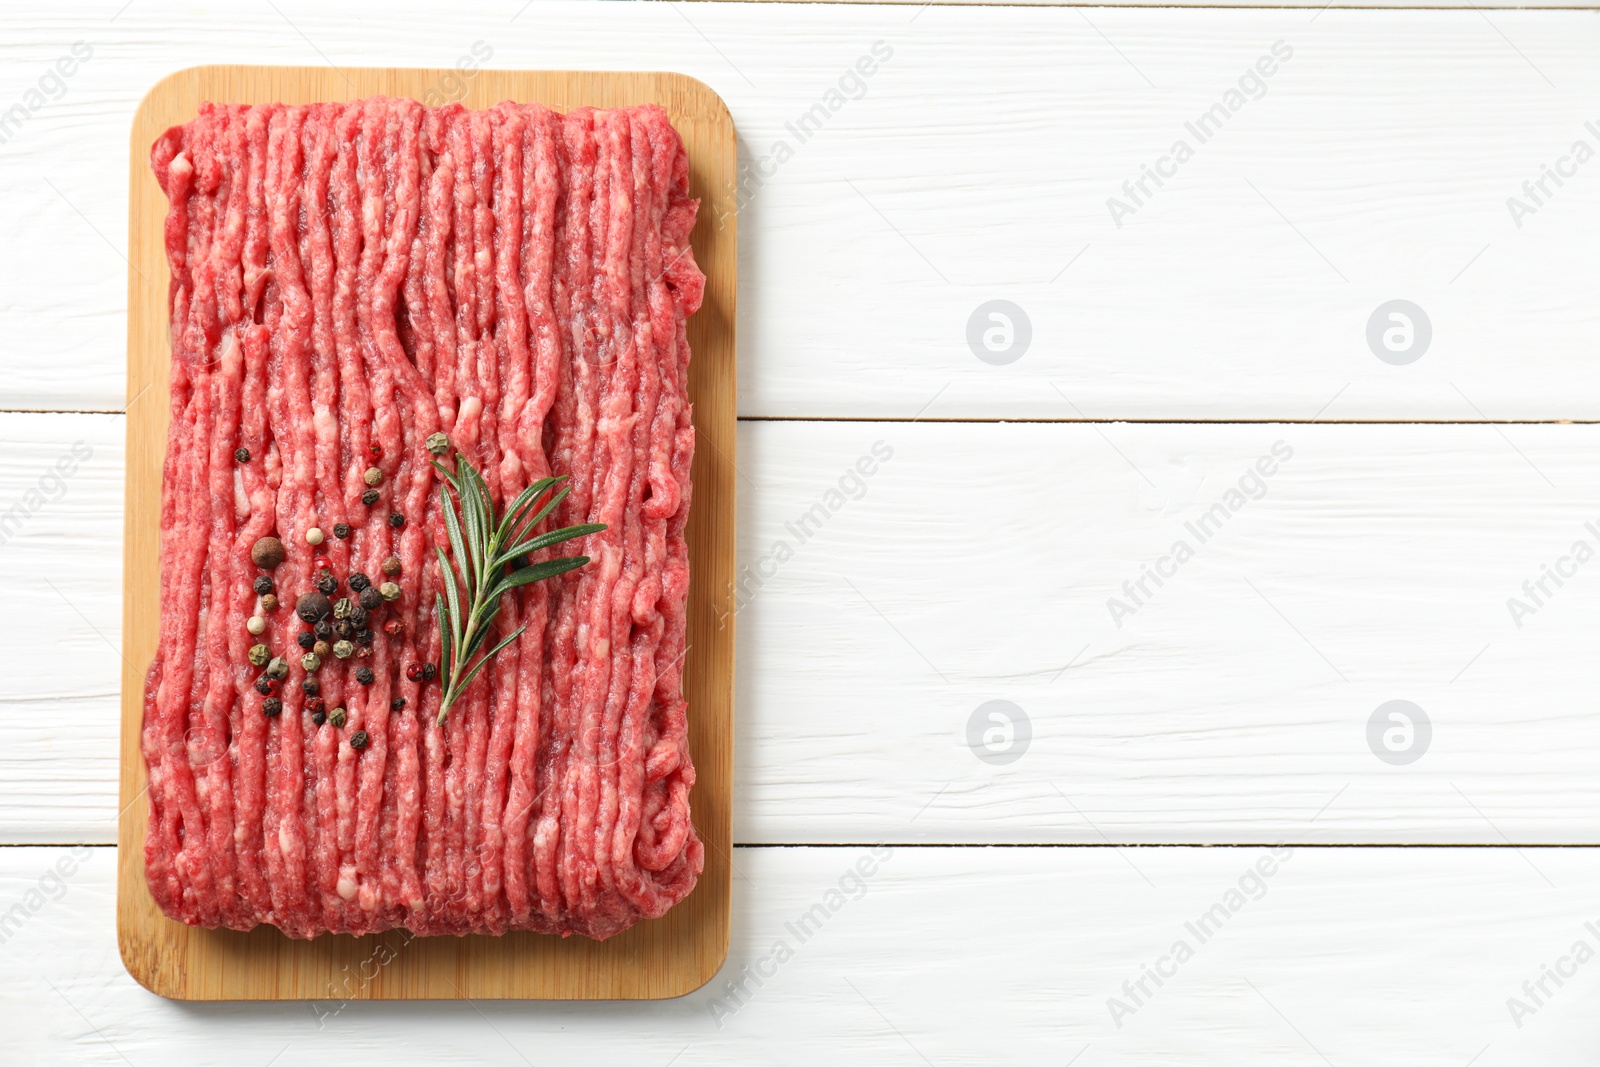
(383, 619, 404, 637)
(314, 554, 331, 572)
(405, 662, 423, 682)
(368, 443, 383, 461)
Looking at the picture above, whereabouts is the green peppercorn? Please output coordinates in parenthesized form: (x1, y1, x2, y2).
(362, 488, 380, 507)
(378, 581, 400, 602)
(425, 432, 450, 456)
(333, 597, 353, 619)
(301, 652, 322, 673)
(332, 640, 354, 660)
(265, 656, 289, 681)
(350, 729, 369, 750)
(328, 706, 347, 728)
(247, 643, 270, 667)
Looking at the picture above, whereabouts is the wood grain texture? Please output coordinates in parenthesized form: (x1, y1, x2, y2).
(8, 417, 1596, 846)
(2, 4, 1597, 419)
(10, 844, 1600, 1066)
(117, 66, 736, 1000)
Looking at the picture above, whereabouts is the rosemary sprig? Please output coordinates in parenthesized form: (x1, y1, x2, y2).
(432, 453, 604, 724)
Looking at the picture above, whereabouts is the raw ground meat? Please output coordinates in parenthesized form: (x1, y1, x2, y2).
(143, 97, 704, 940)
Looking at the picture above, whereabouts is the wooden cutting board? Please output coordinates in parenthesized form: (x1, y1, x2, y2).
(118, 66, 736, 1001)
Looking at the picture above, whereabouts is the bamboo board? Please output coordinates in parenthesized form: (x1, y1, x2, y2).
(118, 66, 736, 1001)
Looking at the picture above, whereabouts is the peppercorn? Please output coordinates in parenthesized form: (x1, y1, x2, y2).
(313, 554, 331, 572)
(347, 572, 370, 593)
(359, 587, 382, 611)
(333, 597, 353, 620)
(265, 656, 289, 680)
(405, 662, 423, 682)
(329, 706, 348, 728)
(313, 640, 330, 657)
(254, 676, 275, 695)
(306, 697, 325, 716)
(248, 643, 270, 667)
(295, 592, 333, 623)
(334, 620, 354, 640)
(388, 512, 405, 529)
(301, 678, 320, 696)
(316, 574, 338, 596)
(350, 606, 369, 628)
(355, 644, 372, 658)
(425, 431, 450, 456)
(381, 556, 401, 577)
(234, 447, 251, 463)
(246, 615, 266, 636)
(390, 697, 407, 711)
(263, 697, 282, 717)
(251, 536, 286, 569)
(383, 619, 404, 638)
(332, 640, 354, 660)
(350, 729, 370, 750)
(306, 527, 325, 545)
(421, 663, 437, 682)
(355, 628, 373, 646)
(355, 667, 375, 686)
(311, 708, 327, 726)
(313, 618, 333, 640)
(333, 522, 351, 540)
(368, 443, 383, 461)
(362, 488, 380, 507)
(260, 593, 279, 612)
(378, 581, 401, 602)
(297, 631, 315, 651)
(363, 467, 384, 487)
(301, 652, 322, 673)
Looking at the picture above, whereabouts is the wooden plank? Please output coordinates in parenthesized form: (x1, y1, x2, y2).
(7, 844, 1598, 1064)
(117, 67, 735, 1000)
(2, 4, 1597, 418)
(11, 416, 1600, 845)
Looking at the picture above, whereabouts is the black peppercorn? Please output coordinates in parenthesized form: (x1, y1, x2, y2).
(314, 618, 333, 639)
(388, 512, 405, 528)
(355, 667, 375, 685)
(297, 630, 316, 651)
(316, 574, 338, 595)
(301, 677, 320, 696)
(354, 628, 373, 646)
(333, 522, 351, 539)
(350, 729, 369, 750)
(390, 697, 407, 711)
(348, 572, 371, 593)
(311, 709, 327, 726)
(252, 575, 274, 595)
(362, 488, 380, 507)
(235, 446, 251, 463)
(350, 606, 369, 628)
(254, 676, 274, 695)
(263, 697, 282, 717)
(334, 620, 353, 641)
(421, 662, 437, 682)
(359, 587, 382, 610)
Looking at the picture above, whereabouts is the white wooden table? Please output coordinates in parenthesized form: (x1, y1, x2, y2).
(4, 0, 1600, 1062)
